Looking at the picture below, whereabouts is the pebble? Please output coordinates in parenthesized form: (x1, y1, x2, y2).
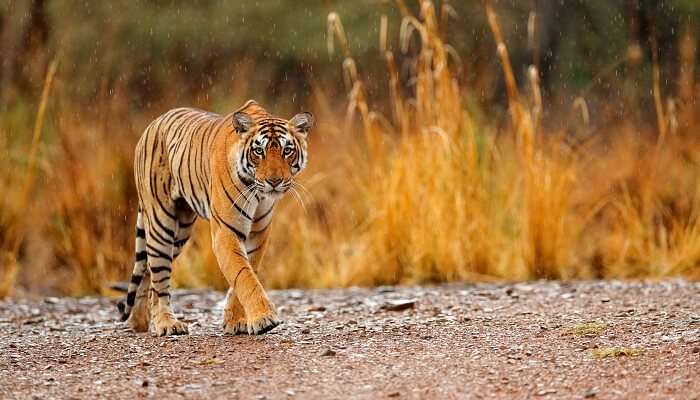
(320, 348, 337, 357)
(3, 282, 700, 398)
(381, 299, 416, 312)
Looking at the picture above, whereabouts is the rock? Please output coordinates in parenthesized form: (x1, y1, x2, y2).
(320, 348, 336, 357)
(133, 379, 149, 387)
(381, 299, 416, 312)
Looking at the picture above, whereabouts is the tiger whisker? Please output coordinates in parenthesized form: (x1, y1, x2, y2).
(241, 185, 259, 216)
(231, 184, 254, 208)
(290, 187, 308, 215)
(292, 181, 315, 203)
(232, 183, 256, 215)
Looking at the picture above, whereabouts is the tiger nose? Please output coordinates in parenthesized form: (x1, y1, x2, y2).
(266, 177, 283, 187)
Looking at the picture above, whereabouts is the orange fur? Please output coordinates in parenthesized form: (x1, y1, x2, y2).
(119, 100, 313, 336)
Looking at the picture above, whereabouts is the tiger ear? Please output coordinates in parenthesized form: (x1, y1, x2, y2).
(289, 112, 314, 137)
(232, 112, 253, 134)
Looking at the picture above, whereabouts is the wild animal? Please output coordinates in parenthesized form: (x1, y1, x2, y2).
(117, 100, 314, 336)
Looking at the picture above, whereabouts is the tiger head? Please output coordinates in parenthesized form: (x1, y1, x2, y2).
(232, 105, 314, 199)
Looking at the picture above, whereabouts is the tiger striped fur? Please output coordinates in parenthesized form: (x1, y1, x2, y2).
(116, 100, 313, 336)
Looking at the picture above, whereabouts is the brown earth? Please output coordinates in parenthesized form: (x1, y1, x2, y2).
(1, 281, 699, 399)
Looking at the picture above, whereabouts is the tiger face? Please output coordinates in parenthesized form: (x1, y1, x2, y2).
(233, 111, 314, 198)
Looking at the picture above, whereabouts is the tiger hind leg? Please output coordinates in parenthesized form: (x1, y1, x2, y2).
(118, 209, 152, 332)
(145, 207, 188, 336)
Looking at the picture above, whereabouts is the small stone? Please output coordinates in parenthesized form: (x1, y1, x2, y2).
(134, 379, 149, 387)
(388, 391, 401, 397)
(381, 299, 416, 312)
(320, 348, 336, 357)
(583, 388, 598, 398)
(301, 328, 310, 334)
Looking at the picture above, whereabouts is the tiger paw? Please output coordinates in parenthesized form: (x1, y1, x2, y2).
(125, 299, 151, 333)
(247, 311, 281, 335)
(126, 312, 150, 333)
(153, 317, 189, 336)
(222, 318, 248, 335)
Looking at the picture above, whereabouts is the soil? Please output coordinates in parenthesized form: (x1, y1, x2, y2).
(1, 281, 699, 399)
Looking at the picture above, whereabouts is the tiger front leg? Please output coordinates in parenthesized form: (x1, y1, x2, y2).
(222, 229, 272, 335)
(222, 288, 248, 335)
(212, 224, 280, 335)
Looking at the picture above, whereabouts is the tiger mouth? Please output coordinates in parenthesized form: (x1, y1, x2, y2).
(254, 180, 291, 196)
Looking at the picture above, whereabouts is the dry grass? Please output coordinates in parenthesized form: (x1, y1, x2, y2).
(590, 347, 645, 359)
(1, 1, 699, 296)
(561, 322, 609, 337)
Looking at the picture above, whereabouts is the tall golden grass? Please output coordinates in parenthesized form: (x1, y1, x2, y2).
(1, 1, 699, 297)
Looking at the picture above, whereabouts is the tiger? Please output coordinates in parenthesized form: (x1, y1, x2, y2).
(116, 100, 314, 336)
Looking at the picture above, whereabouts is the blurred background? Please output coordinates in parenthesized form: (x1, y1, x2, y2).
(1, 0, 699, 297)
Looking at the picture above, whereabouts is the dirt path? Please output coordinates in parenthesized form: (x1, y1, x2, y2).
(1, 281, 699, 399)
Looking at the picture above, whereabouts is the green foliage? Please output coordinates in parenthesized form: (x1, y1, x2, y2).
(42, 0, 397, 102)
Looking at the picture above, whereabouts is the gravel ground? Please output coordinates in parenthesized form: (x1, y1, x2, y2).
(1, 280, 700, 399)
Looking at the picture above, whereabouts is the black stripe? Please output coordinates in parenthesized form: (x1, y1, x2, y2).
(250, 222, 270, 235)
(152, 212, 176, 239)
(174, 238, 189, 248)
(146, 245, 172, 261)
(126, 291, 136, 306)
(247, 244, 263, 255)
(152, 276, 170, 284)
(147, 228, 173, 249)
(184, 117, 211, 216)
(135, 251, 147, 262)
(238, 152, 250, 182)
(136, 228, 146, 238)
(179, 218, 196, 228)
(254, 205, 274, 222)
(143, 219, 173, 247)
(157, 292, 171, 298)
(212, 209, 247, 242)
(196, 120, 216, 212)
(130, 274, 143, 285)
(220, 181, 253, 220)
(150, 266, 172, 274)
(171, 115, 201, 194)
(148, 115, 181, 222)
(233, 266, 251, 290)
